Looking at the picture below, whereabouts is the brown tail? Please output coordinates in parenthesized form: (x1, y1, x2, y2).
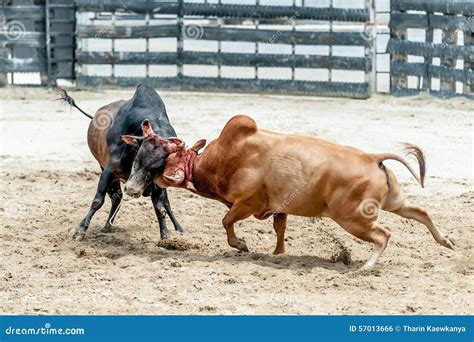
(372, 143, 426, 188)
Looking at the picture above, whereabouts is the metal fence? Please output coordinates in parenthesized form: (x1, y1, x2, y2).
(388, 0, 474, 98)
(0, 0, 75, 86)
(2, 0, 473, 100)
(74, 0, 374, 99)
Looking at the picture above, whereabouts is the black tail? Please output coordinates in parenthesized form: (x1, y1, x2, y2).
(57, 88, 93, 119)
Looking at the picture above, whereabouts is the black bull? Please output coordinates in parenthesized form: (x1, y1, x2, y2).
(59, 84, 184, 240)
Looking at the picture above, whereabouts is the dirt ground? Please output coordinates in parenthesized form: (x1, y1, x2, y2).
(0, 87, 472, 315)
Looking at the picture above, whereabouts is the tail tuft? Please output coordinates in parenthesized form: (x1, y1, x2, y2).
(56, 88, 93, 119)
(57, 88, 75, 106)
(399, 143, 426, 187)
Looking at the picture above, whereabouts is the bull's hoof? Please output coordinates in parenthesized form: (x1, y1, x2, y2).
(100, 223, 114, 233)
(174, 225, 186, 235)
(236, 238, 249, 252)
(352, 268, 377, 277)
(71, 228, 86, 241)
(272, 248, 285, 255)
(160, 233, 170, 240)
(441, 236, 455, 250)
(359, 263, 374, 272)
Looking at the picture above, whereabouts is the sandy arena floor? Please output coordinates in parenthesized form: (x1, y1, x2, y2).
(0, 87, 472, 314)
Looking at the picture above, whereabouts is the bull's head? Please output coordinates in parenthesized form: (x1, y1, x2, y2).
(162, 139, 207, 186)
(121, 119, 184, 198)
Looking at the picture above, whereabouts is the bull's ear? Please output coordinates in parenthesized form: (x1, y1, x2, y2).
(163, 170, 185, 185)
(141, 119, 156, 138)
(191, 139, 206, 153)
(168, 137, 185, 150)
(121, 135, 142, 146)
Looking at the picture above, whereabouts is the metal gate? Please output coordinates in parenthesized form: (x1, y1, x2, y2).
(388, 0, 473, 98)
(75, 0, 374, 99)
(0, 0, 75, 86)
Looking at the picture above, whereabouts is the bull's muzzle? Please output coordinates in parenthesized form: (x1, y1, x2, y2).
(124, 180, 144, 198)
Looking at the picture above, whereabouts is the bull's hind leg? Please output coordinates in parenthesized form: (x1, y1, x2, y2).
(222, 201, 254, 252)
(391, 200, 454, 249)
(360, 223, 391, 269)
(273, 213, 287, 255)
(100, 178, 122, 233)
(74, 165, 114, 240)
(336, 219, 391, 269)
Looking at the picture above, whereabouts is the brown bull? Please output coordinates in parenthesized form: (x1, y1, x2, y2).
(125, 115, 454, 269)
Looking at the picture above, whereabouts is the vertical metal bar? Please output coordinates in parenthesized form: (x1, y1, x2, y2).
(217, 0, 222, 78)
(423, 14, 433, 91)
(440, 28, 457, 95)
(368, 0, 376, 95)
(373, 5, 390, 94)
(111, 11, 116, 80)
(291, 0, 296, 81)
(464, 32, 473, 96)
(328, 0, 333, 82)
(392, 28, 408, 92)
(71, 1, 77, 82)
(0, 2, 8, 86)
(77, 9, 89, 85)
(45, 0, 52, 87)
(145, 11, 150, 78)
(254, 0, 259, 80)
(390, 2, 407, 94)
(177, 0, 183, 78)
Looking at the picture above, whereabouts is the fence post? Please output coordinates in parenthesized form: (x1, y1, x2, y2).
(177, 0, 183, 81)
(464, 32, 473, 96)
(440, 29, 457, 96)
(0, 5, 7, 87)
(390, 28, 407, 93)
(367, 0, 376, 95)
(422, 13, 433, 91)
(45, 0, 52, 87)
(389, 1, 406, 94)
(145, 11, 150, 79)
(111, 10, 116, 83)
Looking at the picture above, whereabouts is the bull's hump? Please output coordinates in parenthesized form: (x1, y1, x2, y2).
(135, 83, 158, 97)
(220, 115, 257, 139)
(131, 83, 165, 110)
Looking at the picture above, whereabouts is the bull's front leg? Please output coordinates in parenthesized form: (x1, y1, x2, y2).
(221, 202, 253, 252)
(161, 189, 185, 234)
(73, 165, 114, 240)
(151, 187, 170, 239)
